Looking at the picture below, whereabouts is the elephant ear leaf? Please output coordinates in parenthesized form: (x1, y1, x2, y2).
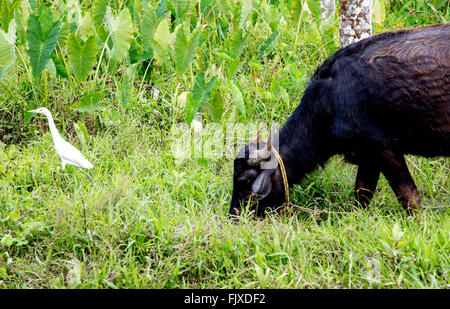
(67, 34, 97, 81)
(105, 7, 133, 65)
(140, 4, 158, 61)
(239, 0, 252, 28)
(92, 0, 107, 27)
(185, 73, 217, 125)
(26, 8, 61, 81)
(174, 26, 200, 76)
(0, 19, 16, 77)
(306, 0, 322, 20)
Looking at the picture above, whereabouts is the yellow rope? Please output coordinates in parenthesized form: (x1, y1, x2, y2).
(271, 148, 290, 206)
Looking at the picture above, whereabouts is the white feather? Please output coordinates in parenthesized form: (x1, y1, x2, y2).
(54, 136, 93, 169)
(30, 107, 94, 170)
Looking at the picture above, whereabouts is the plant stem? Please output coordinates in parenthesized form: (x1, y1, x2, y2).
(13, 44, 39, 100)
(43, 70, 48, 105)
(57, 43, 76, 96)
(92, 31, 113, 92)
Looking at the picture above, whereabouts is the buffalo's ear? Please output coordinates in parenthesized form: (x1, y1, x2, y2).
(251, 170, 272, 199)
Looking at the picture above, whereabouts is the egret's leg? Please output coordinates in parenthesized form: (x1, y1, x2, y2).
(76, 167, 94, 183)
(59, 160, 70, 185)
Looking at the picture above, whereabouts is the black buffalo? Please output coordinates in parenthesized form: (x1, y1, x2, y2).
(230, 24, 450, 217)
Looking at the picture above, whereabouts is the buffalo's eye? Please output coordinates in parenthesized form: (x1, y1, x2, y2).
(235, 169, 259, 201)
(237, 177, 253, 187)
(237, 169, 259, 185)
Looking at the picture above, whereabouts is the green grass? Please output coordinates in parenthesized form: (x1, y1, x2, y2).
(1, 118, 449, 288)
(0, 0, 449, 288)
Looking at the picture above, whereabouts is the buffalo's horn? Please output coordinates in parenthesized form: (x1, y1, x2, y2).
(266, 125, 273, 151)
(247, 147, 271, 166)
(247, 125, 274, 166)
(250, 127, 263, 144)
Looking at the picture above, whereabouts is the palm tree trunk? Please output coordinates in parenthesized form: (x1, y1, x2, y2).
(339, 0, 372, 47)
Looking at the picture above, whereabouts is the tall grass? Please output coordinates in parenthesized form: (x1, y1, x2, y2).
(0, 0, 449, 288)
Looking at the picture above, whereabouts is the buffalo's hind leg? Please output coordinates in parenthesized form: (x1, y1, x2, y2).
(379, 150, 422, 213)
(355, 163, 380, 208)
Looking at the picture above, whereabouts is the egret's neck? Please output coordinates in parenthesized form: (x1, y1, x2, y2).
(44, 112, 62, 142)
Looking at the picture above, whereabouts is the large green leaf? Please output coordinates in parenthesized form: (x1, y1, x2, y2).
(264, 4, 281, 32)
(229, 29, 249, 58)
(239, 0, 252, 28)
(73, 120, 90, 147)
(14, 4, 29, 44)
(105, 7, 133, 65)
(0, 19, 16, 66)
(0, 62, 10, 79)
(170, 0, 189, 24)
(206, 88, 224, 123)
(290, 0, 303, 25)
(57, 17, 70, 46)
(94, 23, 109, 48)
(24, 101, 36, 125)
(66, 0, 82, 26)
(228, 81, 246, 117)
(79, 11, 94, 37)
(156, 0, 167, 19)
(0, 19, 15, 80)
(71, 91, 106, 112)
(51, 51, 68, 78)
(141, 5, 158, 45)
(28, 0, 37, 11)
(116, 76, 131, 109)
(150, 38, 169, 67)
(67, 34, 97, 81)
(185, 73, 217, 125)
(257, 30, 278, 60)
(140, 4, 158, 61)
(0, 0, 18, 33)
(128, 38, 143, 64)
(44, 57, 56, 77)
(151, 16, 175, 66)
(306, 0, 322, 20)
(153, 17, 171, 49)
(26, 7, 61, 80)
(174, 26, 200, 76)
(92, 0, 107, 27)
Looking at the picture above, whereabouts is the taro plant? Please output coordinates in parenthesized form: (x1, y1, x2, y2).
(1, 0, 447, 143)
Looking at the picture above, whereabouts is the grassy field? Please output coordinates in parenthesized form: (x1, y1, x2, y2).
(0, 0, 449, 288)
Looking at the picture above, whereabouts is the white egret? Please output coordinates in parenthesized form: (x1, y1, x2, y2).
(28, 107, 94, 181)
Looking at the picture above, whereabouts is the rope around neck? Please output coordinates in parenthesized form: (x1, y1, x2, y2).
(271, 147, 290, 206)
(269, 150, 445, 215)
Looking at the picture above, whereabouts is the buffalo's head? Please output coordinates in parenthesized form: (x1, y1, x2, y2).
(229, 131, 286, 217)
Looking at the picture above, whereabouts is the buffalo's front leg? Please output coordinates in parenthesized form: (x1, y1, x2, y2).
(355, 163, 380, 207)
(379, 150, 422, 213)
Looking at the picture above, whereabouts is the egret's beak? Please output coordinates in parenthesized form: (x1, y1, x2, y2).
(27, 109, 39, 113)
